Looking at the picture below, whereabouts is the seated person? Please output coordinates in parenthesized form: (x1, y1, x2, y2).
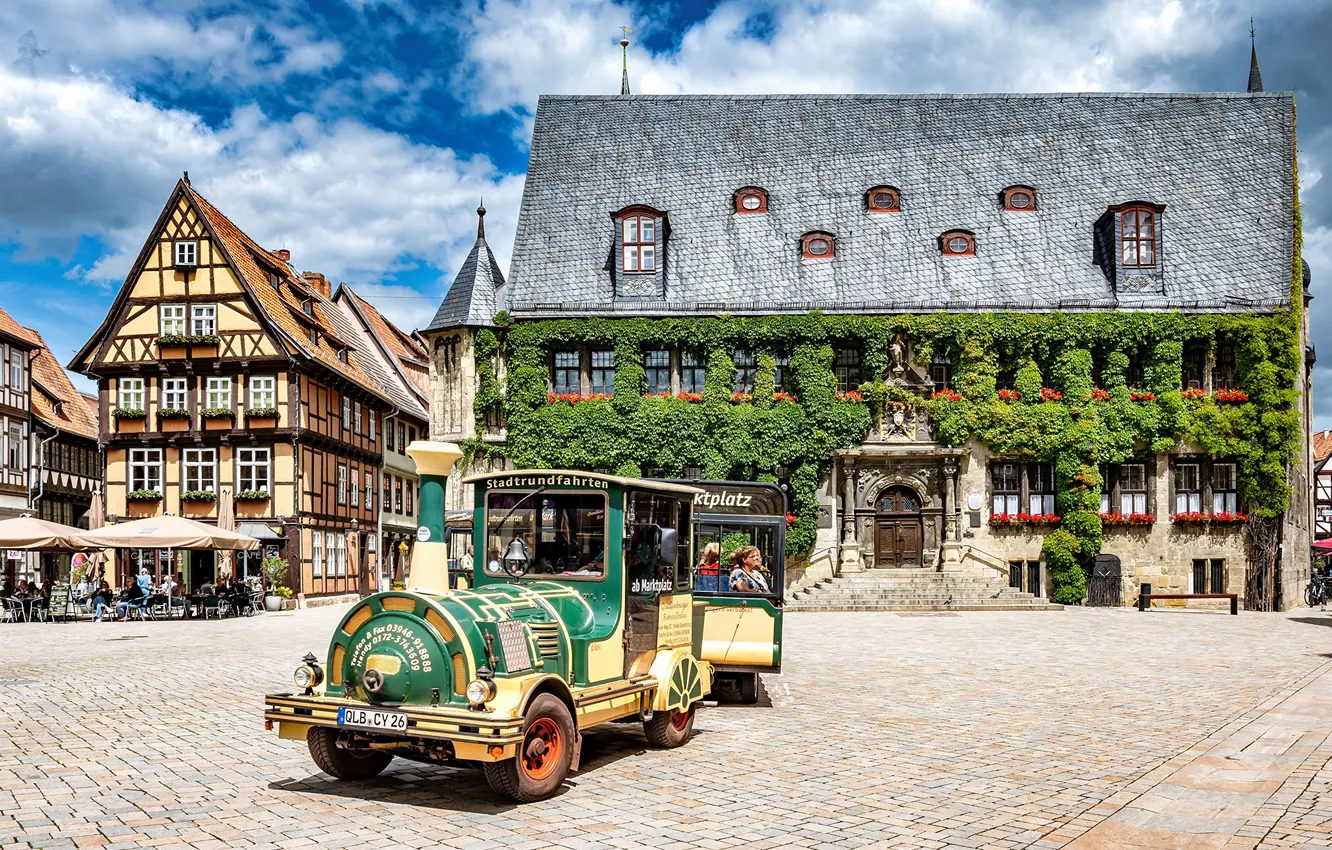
(695, 542, 721, 592)
(116, 579, 148, 620)
(91, 581, 115, 622)
(13, 579, 31, 598)
(728, 545, 771, 594)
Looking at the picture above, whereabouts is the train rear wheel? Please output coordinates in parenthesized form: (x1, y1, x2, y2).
(738, 673, 759, 704)
(307, 727, 392, 780)
(483, 694, 575, 802)
(644, 704, 695, 748)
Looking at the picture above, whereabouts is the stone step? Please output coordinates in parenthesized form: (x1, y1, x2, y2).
(788, 566, 1063, 612)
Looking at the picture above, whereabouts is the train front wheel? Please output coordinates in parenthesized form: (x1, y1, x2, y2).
(483, 694, 575, 802)
(306, 727, 393, 780)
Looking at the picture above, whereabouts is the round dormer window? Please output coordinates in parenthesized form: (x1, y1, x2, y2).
(867, 187, 900, 212)
(1009, 191, 1032, 209)
(734, 188, 769, 214)
(741, 194, 762, 211)
(808, 239, 829, 255)
(940, 230, 975, 256)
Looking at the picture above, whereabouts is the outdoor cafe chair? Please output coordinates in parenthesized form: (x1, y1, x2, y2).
(201, 595, 224, 619)
(1, 598, 24, 623)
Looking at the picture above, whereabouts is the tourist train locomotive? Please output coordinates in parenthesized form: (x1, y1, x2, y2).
(263, 443, 711, 801)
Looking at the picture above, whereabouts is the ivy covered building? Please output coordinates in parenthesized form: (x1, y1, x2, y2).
(425, 87, 1312, 610)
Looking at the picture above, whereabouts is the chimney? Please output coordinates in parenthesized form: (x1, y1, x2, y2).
(302, 271, 331, 299)
(274, 248, 291, 262)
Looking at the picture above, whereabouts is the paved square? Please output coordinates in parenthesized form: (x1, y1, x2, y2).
(3, 606, 1332, 849)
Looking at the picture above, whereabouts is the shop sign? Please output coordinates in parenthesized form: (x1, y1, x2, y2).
(687, 482, 785, 517)
(6, 550, 21, 561)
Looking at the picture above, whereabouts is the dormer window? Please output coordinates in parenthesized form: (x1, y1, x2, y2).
(302, 298, 314, 317)
(1120, 206, 1158, 268)
(620, 212, 656, 272)
(174, 240, 198, 268)
(1002, 186, 1037, 211)
(801, 231, 836, 260)
(940, 230, 975, 256)
(866, 186, 900, 212)
(734, 187, 769, 214)
(309, 328, 318, 347)
(338, 348, 349, 365)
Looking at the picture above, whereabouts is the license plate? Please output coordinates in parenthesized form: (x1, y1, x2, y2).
(337, 706, 408, 733)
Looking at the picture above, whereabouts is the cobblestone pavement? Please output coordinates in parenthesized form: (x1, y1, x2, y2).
(4, 606, 1332, 849)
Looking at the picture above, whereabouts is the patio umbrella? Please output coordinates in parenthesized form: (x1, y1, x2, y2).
(216, 489, 235, 578)
(1314, 538, 1332, 551)
(0, 515, 85, 550)
(75, 514, 260, 551)
(85, 489, 106, 582)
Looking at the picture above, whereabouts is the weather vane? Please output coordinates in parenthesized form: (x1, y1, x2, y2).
(1249, 16, 1255, 43)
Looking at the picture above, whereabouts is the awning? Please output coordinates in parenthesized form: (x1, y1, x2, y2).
(236, 522, 286, 542)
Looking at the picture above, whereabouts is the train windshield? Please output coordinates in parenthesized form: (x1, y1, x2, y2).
(483, 490, 608, 581)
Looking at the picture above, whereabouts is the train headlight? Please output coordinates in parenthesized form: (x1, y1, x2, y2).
(466, 679, 497, 707)
(293, 653, 324, 691)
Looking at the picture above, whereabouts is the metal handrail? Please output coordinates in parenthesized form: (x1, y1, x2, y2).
(957, 543, 1012, 576)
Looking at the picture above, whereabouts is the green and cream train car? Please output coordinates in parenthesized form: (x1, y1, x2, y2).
(264, 444, 711, 802)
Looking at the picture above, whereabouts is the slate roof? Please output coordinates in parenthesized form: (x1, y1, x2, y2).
(426, 207, 507, 331)
(505, 93, 1296, 318)
(22, 328, 98, 441)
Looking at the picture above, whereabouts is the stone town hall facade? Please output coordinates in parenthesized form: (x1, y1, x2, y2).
(425, 84, 1313, 609)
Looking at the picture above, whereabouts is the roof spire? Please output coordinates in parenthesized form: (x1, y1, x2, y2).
(476, 199, 486, 243)
(1248, 17, 1263, 93)
(620, 25, 632, 96)
(183, 170, 190, 186)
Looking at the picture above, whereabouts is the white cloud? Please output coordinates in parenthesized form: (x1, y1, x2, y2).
(0, 67, 523, 318)
(2, 0, 343, 84)
(456, 0, 1260, 114)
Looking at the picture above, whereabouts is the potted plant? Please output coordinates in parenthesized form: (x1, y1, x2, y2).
(262, 556, 290, 612)
(235, 489, 271, 503)
(246, 405, 280, 426)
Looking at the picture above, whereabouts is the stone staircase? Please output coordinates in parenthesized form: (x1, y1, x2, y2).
(787, 566, 1064, 612)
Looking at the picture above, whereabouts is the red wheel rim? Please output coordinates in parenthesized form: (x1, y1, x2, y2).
(670, 708, 691, 731)
(521, 717, 563, 780)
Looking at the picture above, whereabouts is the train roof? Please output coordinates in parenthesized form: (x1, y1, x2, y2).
(460, 469, 705, 497)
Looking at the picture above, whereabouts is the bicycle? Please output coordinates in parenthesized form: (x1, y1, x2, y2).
(1305, 572, 1331, 608)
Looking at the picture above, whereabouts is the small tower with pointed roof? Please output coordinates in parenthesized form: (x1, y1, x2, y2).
(421, 203, 509, 508)
(1248, 18, 1264, 93)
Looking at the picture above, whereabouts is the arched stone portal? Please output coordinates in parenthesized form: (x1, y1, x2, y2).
(874, 485, 923, 568)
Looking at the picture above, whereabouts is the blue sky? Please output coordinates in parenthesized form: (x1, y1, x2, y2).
(2, 0, 1330, 425)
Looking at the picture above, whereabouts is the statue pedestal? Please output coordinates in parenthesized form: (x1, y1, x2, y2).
(939, 541, 964, 571)
(840, 543, 863, 573)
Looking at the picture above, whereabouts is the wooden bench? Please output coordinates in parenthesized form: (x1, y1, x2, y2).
(1137, 592, 1238, 615)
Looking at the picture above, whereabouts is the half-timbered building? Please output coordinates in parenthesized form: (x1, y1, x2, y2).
(72, 177, 391, 601)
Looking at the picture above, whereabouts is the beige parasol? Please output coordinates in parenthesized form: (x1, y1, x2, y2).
(216, 489, 235, 578)
(85, 489, 107, 582)
(0, 515, 85, 549)
(75, 514, 260, 551)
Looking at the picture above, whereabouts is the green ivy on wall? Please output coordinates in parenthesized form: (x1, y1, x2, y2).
(464, 301, 1302, 603)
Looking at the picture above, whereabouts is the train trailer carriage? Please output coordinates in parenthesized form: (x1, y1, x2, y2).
(678, 480, 785, 704)
(264, 444, 712, 802)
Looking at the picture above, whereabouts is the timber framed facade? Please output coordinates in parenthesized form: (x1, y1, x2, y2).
(72, 178, 393, 600)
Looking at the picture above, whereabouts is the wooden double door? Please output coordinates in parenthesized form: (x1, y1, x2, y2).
(875, 486, 923, 568)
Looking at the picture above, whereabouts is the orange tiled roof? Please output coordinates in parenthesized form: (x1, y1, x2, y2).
(22, 327, 98, 440)
(346, 290, 430, 398)
(185, 186, 386, 400)
(1314, 430, 1332, 464)
(0, 305, 36, 349)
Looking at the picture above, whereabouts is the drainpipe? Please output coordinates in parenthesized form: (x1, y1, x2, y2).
(29, 428, 58, 508)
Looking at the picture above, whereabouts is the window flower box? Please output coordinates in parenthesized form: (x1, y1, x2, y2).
(997, 389, 1019, 402)
(773, 391, 796, 403)
(642, 391, 704, 403)
(1213, 389, 1249, 403)
(127, 489, 163, 503)
(1100, 512, 1157, 527)
(181, 490, 217, 503)
(201, 408, 234, 420)
(731, 392, 753, 404)
(158, 408, 190, 421)
(1181, 387, 1207, 400)
(113, 407, 146, 420)
(989, 512, 1061, 526)
(1171, 511, 1249, 525)
(1129, 391, 1156, 402)
(235, 490, 271, 503)
(547, 392, 612, 405)
(1039, 388, 1062, 402)
(1089, 388, 1112, 402)
(245, 406, 280, 425)
(837, 390, 867, 402)
(156, 333, 220, 348)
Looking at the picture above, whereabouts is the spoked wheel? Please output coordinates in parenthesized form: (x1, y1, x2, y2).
(306, 727, 392, 780)
(644, 703, 695, 748)
(1307, 584, 1323, 608)
(483, 694, 575, 802)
